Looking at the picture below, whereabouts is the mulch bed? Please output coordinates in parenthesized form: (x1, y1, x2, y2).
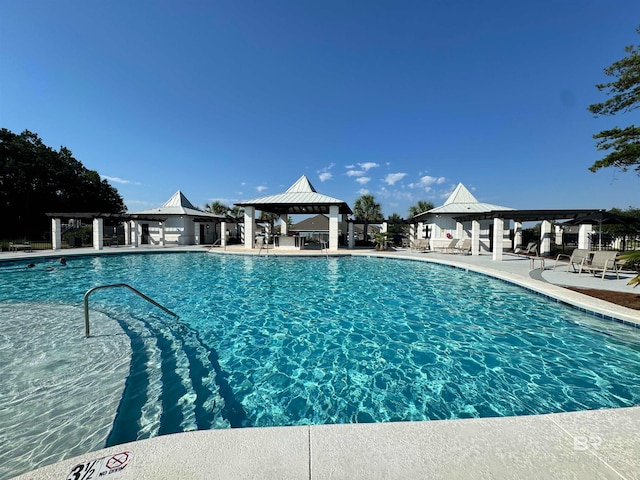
(566, 287, 640, 311)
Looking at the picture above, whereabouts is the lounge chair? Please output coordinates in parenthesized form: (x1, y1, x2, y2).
(454, 238, 471, 255)
(411, 238, 429, 252)
(516, 242, 537, 255)
(440, 238, 459, 253)
(553, 248, 589, 272)
(578, 251, 621, 280)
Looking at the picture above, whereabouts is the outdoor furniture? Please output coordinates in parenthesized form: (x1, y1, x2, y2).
(553, 248, 589, 272)
(516, 242, 538, 255)
(439, 238, 459, 253)
(410, 238, 429, 252)
(454, 238, 471, 255)
(529, 257, 545, 270)
(9, 242, 31, 252)
(578, 251, 621, 280)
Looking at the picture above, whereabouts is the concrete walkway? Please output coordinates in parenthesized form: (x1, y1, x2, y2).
(5, 246, 640, 479)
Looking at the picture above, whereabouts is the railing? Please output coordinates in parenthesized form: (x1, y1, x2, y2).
(83, 284, 179, 338)
(210, 238, 226, 251)
(320, 240, 329, 259)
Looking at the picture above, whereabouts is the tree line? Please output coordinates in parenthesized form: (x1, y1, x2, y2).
(0, 129, 125, 239)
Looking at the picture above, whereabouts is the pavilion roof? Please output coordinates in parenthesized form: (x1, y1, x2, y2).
(235, 175, 353, 215)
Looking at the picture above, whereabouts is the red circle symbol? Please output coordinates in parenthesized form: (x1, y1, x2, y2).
(106, 452, 129, 470)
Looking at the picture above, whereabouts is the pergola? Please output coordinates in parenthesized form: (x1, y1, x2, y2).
(450, 209, 603, 259)
(234, 175, 352, 251)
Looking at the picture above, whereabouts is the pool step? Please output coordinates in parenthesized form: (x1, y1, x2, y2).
(102, 307, 229, 447)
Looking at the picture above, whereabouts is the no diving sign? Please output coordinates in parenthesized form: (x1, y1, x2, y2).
(66, 451, 131, 479)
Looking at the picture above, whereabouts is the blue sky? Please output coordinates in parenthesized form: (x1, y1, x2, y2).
(1, 1, 639, 217)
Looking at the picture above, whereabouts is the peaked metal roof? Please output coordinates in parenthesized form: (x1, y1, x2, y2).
(133, 190, 224, 219)
(413, 183, 514, 221)
(235, 175, 353, 215)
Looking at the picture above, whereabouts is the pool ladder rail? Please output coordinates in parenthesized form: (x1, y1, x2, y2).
(83, 284, 179, 338)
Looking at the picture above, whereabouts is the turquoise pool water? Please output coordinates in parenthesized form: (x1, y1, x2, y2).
(2, 252, 640, 439)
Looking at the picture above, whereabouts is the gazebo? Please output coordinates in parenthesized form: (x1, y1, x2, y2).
(235, 175, 352, 251)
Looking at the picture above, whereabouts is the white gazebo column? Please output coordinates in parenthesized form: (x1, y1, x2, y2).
(348, 222, 355, 249)
(513, 222, 523, 251)
(93, 218, 104, 251)
(130, 221, 140, 248)
(124, 221, 131, 246)
(492, 218, 504, 261)
(409, 223, 416, 241)
(159, 222, 165, 246)
(221, 221, 227, 247)
(578, 224, 592, 250)
(244, 207, 255, 249)
(52, 218, 62, 250)
(328, 205, 339, 251)
(471, 220, 480, 256)
(540, 220, 552, 257)
(456, 221, 464, 239)
(280, 215, 288, 236)
(417, 222, 424, 239)
(554, 225, 563, 246)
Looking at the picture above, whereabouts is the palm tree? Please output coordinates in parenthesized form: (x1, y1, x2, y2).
(408, 200, 435, 219)
(353, 194, 383, 243)
(205, 200, 229, 215)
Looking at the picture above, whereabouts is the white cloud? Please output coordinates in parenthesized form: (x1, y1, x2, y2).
(384, 173, 407, 185)
(345, 162, 380, 178)
(256, 186, 268, 193)
(359, 162, 379, 171)
(318, 163, 335, 182)
(101, 175, 141, 185)
(356, 176, 371, 185)
(409, 175, 446, 190)
(357, 188, 370, 195)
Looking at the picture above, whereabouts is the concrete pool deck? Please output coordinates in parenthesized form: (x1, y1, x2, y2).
(4, 245, 640, 479)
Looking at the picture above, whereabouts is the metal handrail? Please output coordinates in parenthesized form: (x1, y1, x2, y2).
(210, 238, 226, 250)
(84, 283, 179, 338)
(320, 241, 329, 259)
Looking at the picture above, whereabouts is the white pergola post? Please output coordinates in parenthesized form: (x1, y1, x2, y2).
(348, 222, 355, 249)
(52, 218, 61, 250)
(328, 205, 339, 251)
(492, 218, 504, 261)
(514, 222, 523, 251)
(471, 220, 480, 256)
(124, 221, 131, 246)
(130, 221, 140, 248)
(578, 224, 592, 250)
(221, 221, 227, 247)
(244, 207, 255, 249)
(554, 225, 563, 246)
(540, 220, 552, 257)
(417, 222, 424, 238)
(159, 222, 165, 246)
(93, 218, 104, 251)
(280, 215, 288, 236)
(409, 223, 416, 241)
(456, 221, 464, 239)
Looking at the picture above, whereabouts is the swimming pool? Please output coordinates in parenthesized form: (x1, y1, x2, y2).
(2, 252, 640, 476)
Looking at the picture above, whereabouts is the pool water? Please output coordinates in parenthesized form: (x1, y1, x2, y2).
(2, 252, 640, 468)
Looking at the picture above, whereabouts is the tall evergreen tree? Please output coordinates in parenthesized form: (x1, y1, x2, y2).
(588, 25, 640, 174)
(0, 128, 125, 237)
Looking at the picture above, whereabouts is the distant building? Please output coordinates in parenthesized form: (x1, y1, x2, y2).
(130, 191, 225, 245)
(412, 183, 515, 251)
